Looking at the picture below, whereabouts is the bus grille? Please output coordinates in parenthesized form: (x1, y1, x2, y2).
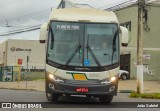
(64, 80, 100, 85)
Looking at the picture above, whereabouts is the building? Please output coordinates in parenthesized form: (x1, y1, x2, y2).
(0, 39, 45, 69)
(0, 41, 6, 66)
(114, 2, 160, 80)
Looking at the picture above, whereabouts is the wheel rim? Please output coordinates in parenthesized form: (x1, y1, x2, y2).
(47, 93, 52, 97)
(122, 75, 127, 80)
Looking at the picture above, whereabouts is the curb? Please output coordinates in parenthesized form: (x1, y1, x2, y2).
(118, 90, 135, 93)
(0, 87, 44, 91)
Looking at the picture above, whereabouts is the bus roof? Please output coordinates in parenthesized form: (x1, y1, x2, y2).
(49, 8, 118, 23)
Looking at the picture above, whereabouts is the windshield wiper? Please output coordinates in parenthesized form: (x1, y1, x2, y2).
(65, 45, 81, 65)
(65, 35, 81, 65)
(86, 35, 101, 67)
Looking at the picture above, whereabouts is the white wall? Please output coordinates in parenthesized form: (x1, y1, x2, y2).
(7, 39, 45, 69)
(0, 41, 7, 65)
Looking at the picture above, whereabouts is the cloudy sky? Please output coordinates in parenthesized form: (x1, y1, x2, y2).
(0, 0, 128, 43)
(70, 0, 130, 9)
(0, 0, 130, 21)
(0, 0, 61, 20)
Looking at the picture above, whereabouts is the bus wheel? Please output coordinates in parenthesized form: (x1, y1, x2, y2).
(99, 95, 113, 103)
(46, 93, 59, 103)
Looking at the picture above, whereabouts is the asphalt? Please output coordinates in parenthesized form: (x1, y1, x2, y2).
(0, 79, 160, 93)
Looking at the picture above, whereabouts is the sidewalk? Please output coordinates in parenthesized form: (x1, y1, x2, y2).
(0, 80, 45, 91)
(0, 80, 160, 93)
(119, 80, 160, 93)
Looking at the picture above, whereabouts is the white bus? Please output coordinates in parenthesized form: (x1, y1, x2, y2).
(39, 8, 128, 103)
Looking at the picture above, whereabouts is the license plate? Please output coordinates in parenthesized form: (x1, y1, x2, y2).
(73, 74, 87, 80)
(76, 88, 88, 92)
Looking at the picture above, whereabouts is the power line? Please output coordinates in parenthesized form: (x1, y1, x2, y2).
(0, 2, 61, 35)
(0, 6, 56, 27)
(1, 0, 131, 35)
(104, 0, 137, 11)
(1, 0, 159, 36)
(0, 1, 147, 25)
(102, 0, 159, 10)
(0, 8, 51, 22)
(0, 25, 41, 36)
(0, 0, 139, 28)
(0, 7, 55, 35)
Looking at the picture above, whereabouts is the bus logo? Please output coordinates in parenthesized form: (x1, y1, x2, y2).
(10, 47, 16, 51)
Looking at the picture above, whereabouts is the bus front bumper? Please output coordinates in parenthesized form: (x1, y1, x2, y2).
(46, 79, 118, 96)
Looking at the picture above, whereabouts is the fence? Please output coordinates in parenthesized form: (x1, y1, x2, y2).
(0, 66, 45, 82)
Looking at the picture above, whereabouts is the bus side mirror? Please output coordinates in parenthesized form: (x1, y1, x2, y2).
(120, 26, 129, 47)
(39, 23, 48, 43)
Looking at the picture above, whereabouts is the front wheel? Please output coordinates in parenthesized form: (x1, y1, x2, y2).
(46, 93, 59, 103)
(99, 95, 113, 103)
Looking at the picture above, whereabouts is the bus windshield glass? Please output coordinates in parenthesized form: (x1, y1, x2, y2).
(47, 21, 119, 67)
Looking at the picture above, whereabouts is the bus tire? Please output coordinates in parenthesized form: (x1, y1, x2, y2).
(99, 95, 113, 103)
(46, 93, 59, 103)
(121, 74, 127, 80)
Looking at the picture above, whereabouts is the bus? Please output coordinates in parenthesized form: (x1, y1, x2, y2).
(39, 8, 128, 103)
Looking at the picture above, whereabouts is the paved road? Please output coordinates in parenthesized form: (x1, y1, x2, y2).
(0, 89, 159, 111)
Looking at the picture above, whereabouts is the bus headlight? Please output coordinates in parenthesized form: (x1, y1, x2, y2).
(48, 74, 54, 80)
(111, 77, 116, 82)
(48, 74, 64, 83)
(100, 76, 116, 84)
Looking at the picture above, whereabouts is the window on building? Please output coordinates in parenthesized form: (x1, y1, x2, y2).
(120, 21, 131, 31)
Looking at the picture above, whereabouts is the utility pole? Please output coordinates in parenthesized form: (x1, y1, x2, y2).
(26, 55, 29, 88)
(137, 0, 145, 94)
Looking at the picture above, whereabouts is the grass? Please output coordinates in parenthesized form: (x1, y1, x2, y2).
(119, 90, 135, 93)
(130, 92, 160, 99)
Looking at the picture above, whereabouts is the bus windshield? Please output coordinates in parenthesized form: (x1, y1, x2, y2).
(47, 21, 119, 67)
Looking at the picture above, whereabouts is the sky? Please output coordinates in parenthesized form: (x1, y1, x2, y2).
(69, 0, 130, 9)
(0, 0, 130, 21)
(0, 0, 60, 20)
(0, 0, 129, 43)
(0, 0, 61, 42)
